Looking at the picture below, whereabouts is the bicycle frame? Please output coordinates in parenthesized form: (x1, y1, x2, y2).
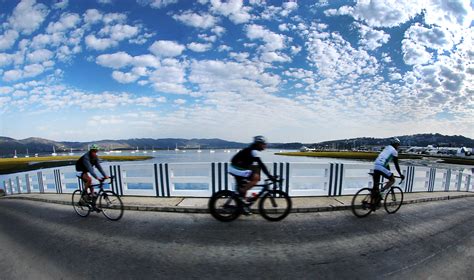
(236, 179, 282, 206)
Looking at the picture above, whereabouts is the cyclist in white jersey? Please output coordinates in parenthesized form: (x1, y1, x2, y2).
(373, 138, 405, 192)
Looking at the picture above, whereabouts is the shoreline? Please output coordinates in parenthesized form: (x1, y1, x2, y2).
(275, 151, 474, 166)
(0, 155, 153, 175)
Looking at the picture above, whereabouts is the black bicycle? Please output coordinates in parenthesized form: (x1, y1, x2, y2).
(72, 176, 124, 221)
(208, 178, 292, 222)
(351, 175, 404, 218)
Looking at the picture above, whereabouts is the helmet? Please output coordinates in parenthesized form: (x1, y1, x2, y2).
(390, 137, 401, 145)
(90, 144, 99, 151)
(253, 135, 267, 144)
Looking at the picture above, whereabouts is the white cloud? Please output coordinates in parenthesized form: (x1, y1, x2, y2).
(424, 0, 473, 29)
(405, 24, 455, 51)
(149, 64, 188, 94)
(132, 54, 160, 68)
(137, 0, 178, 9)
(53, 0, 69, 9)
(3, 69, 23, 82)
(0, 53, 14, 68)
(245, 24, 286, 52)
(99, 24, 139, 41)
(334, 0, 424, 28)
(356, 23, 390, 50)
(8, 0, 50, 35)
(172, 11, 218, 29)
(149, 40, 185, 57)
(112, 71, 140, 83)
(0, 30, 19, 51)
(210, 0, 252, 24)
(46, 13, 81, 34)
(84, 9, 103, 24)
(187, 42, 212, 52)
(85, 34, 118, 50)
(27, 49, 54, 63)
(402, 39, 433, 65)
(174, 99, 186, 105)
(96, 52, 133, 69)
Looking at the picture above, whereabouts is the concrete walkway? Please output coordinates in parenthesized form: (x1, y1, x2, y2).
(1, 191, 473, 213)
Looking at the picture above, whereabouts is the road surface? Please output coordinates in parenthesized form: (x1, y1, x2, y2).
(0, 198, 473, 279)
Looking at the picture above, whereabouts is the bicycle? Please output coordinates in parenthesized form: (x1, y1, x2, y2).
(72, 176, 124, 221)
(351, 175, 404, 218)
(208, 177, 292, 222)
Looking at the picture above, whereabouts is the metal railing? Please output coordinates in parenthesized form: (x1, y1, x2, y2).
(2, 162, 473, 197)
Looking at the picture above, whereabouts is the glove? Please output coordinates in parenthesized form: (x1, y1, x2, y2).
(400, 174, 405, 180)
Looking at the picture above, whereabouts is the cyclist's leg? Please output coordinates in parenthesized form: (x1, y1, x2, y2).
(240, 171, 260, 197)
(81, 172, 93, 196)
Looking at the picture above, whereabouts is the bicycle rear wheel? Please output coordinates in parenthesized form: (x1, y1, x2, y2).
(258, 190, 292, 221)
(72, 189, 90, 217)
(208, 190, 241, 222)
(351, 188, 374, 218)
(99, 191, 124, 221)
(384, 186, 403, 214)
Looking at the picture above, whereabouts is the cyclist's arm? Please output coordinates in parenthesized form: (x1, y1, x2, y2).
(94, 160, 108, 179)
(255, 157, 273, 179)
(393, 157, 402, 177)
(83, 158, 100, 180)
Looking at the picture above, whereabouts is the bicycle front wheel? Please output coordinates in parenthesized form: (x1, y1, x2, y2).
(384, 186, 404, 214)
(208, 190, 241, 222)
(72, 189, 90, 217)
(99, 191, 124, 221)
(351, 188, 374, 218)
(258, 190, 292, 221)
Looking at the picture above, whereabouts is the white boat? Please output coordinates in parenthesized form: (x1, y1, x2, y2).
(209, 149, 215, 153)
(13, 150, 18, 158)
(25, 149, 29, 158)
(68, 148, 74, 156)
(51, 146, 57, 156)
(197, 145, 202, 153)
(174, 144, 180, 152)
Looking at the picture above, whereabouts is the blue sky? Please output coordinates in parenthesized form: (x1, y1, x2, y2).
(0, 0, 473, 143)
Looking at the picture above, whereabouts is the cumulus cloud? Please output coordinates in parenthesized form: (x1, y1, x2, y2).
(0, 30, 19, 51)
(172, 11, 218, 29)
(27, 49, 54, 63)
(85, 34, 118, 50)
(112, 71, 140, 83)
(209, 0, 252, 24)
(187, 42, 212, 52)
(46, 13, 81, 33)
(245, 24, 286, 52)
(356, 23, 390, 50)
(149, 40, 185, 57)
(137, 0, 178, 9)
(96, 52, 133, 69)
(8, 0, 50, 35)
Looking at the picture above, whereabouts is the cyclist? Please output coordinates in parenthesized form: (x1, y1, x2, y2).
(228, 136, 276, 214)
(373, 138, 405, 200)
(75, 144, 109, 201)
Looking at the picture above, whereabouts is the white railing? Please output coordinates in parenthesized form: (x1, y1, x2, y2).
(2, 162, 473, 197)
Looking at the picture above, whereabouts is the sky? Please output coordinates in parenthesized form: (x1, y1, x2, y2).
(0, 0, 473, 143)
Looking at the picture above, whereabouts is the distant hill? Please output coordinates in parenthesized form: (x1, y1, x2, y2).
(0, 133, 472, 157)
(307, 133, 474, 150)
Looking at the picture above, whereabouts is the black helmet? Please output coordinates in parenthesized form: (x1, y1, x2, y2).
(390, 137, 401, 145)
(253, 135, 267, 144)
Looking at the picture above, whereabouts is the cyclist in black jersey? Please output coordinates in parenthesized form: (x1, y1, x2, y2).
(75, 144, 109, 199)
(228, 136, 276, 200)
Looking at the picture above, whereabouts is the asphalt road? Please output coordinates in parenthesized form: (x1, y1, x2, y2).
(0, 198, 473, 280)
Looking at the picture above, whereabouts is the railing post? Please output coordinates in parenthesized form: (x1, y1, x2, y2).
(211, 162, 216, 194)
(444, 169, 451, 191)
(457, 172, 463, 191)
(465, 175, 471, 192)
(25, 174, 31, 193)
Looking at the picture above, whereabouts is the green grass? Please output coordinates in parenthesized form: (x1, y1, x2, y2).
(275, 151, 423, 161)
(0, 155, 153, 175)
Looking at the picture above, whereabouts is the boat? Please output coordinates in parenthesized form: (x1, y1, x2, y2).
(13, 150, 18, 158)
(197, 145, 202, 153)
(51, 146, 57, 156)
(25, 149, 29, 158)
(174, 144, 180, 152)
(68, 148, 74, 156)
(209, 149, 215, 153)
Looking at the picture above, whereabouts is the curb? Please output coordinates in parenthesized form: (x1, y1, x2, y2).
(2, 194, 474, 214)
